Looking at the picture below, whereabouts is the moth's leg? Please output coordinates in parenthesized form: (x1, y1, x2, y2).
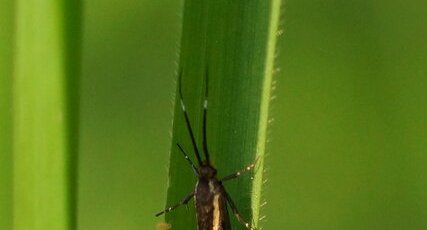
(155, 192, 194, 217)
(220, 157, 258, 182)
(224, 190, 256, 230)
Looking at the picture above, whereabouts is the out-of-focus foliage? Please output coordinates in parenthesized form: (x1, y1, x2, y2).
(264, 1, 427, 229)
(0, 0, 13, 228)
(78, 0, 180, 229)
(11, 0, 81, 229)
(78, 0, 427, 229)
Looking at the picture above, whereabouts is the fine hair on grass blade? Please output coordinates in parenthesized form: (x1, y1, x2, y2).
(162, 1, 282, 229)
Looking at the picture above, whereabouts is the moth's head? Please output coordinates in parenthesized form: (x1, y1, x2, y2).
(199, 163, 217, 179)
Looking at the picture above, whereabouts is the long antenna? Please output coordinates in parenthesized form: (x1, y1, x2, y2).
(176, 143, 199, 176)
(178, 69, 203, 165)
(202, 67, 210, 164)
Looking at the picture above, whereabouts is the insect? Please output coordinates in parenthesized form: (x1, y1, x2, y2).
(155, 69, 257, 230)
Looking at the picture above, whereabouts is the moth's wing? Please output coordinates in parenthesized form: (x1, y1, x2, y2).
(195, 180, 214, 230)
(195, 186, 232, 230)
(219, 193, 231, 230)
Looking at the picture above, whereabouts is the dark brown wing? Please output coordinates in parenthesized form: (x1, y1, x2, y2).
(195, 179, 231, 230)
(218, 193, 231, 230)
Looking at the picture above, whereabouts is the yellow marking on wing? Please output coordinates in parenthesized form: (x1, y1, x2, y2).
(212, 194, 220, 230)
(209, 181, 215, 192)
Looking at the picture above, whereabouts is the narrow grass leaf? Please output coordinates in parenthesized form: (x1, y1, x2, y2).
(0, 0, 14, 228)
(13, 0, 81, 229)
(164, 1, 281, 229)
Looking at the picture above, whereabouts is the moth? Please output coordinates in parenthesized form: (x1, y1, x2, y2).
(155, 69, 257, 230)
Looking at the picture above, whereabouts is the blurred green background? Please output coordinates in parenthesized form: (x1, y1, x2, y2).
(78, 0, 427, 229)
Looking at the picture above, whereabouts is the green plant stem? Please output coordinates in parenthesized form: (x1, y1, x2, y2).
(0, 0, 14, 229)
(164, 1, 281, 229)
(13, 0, 81, 229)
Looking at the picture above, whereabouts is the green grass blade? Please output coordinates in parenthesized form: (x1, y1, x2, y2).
(0, 0, 14, 228)
(13, 0, 81, 229)
(164, 1, 281, 229)
(251, 0, 282, 224)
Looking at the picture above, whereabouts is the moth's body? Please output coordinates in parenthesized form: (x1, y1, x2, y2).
(155, 70, 256, 230)
(195, 165, 231, 230)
